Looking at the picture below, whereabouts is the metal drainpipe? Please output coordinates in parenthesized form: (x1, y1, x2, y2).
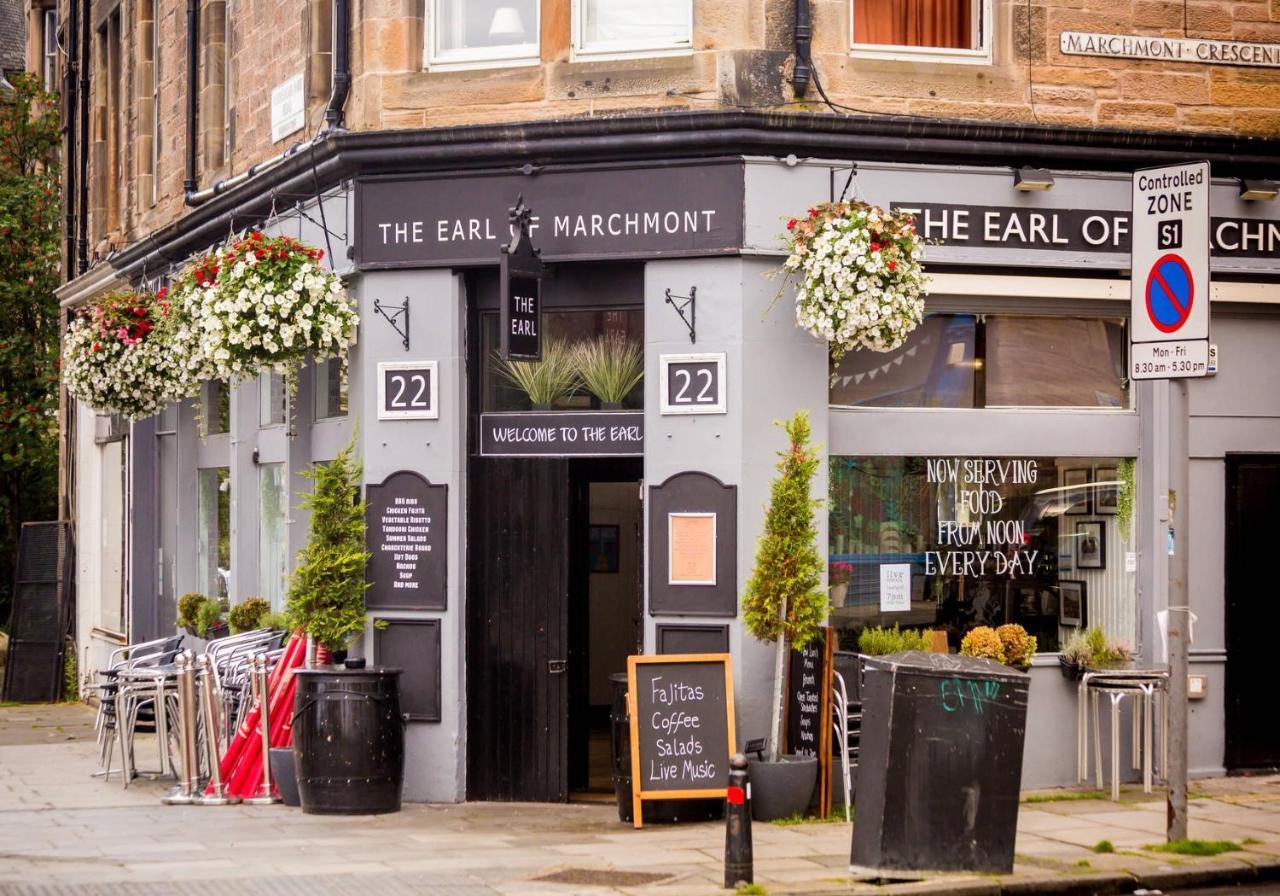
(793, 0, 812, 99)
(323, 0, 350, 131)
(76, 0, 89, 273)
(63, 0, 78, 277)
(183, 0, 200, 198)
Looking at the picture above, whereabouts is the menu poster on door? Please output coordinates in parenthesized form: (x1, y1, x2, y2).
(365, 471, 448, 611)
(627, 653, 736, 829)
(668, 513, 716, 585)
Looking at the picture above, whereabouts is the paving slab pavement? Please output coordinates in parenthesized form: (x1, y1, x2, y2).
(2, 703, 1279, 895)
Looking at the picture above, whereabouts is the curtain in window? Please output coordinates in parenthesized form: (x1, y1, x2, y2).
(854, 0, 973, 50)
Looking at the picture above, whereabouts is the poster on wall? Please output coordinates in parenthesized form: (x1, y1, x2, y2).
(879, 563, 912, 612)
(669, 513, 717, 585)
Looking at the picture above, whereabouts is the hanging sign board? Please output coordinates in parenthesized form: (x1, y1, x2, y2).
(499, 198, 546, 361)
(785, 628, 835, 817)
(1130, 161, 1211, 380)
(479, 411, 643, 457)
(627, 653, 736, 829)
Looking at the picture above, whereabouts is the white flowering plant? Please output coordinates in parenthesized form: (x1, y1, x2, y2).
(194, 232, 357, 382)
(63, 290, 193, 419)
(781, 201, 927, 362)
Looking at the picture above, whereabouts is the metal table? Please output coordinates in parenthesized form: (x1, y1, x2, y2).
(1076, 667, 1169, 800)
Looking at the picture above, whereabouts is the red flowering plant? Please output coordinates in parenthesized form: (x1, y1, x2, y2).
(62, 289, 194, 419)
(188, 231, 357, 383)
(780, 201, 927, 362)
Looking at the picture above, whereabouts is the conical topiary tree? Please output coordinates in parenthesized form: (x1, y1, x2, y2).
(286, 438, 370, 658)
(742, 410, 829, 763)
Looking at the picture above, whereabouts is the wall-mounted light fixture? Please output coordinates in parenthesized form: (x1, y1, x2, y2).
(1239, 178, 1279, 201)
(1013, 167, 1055, 191)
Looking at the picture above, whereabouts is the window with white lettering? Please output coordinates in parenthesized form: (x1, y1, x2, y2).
(830, 314, 1129, 409)
(828, 456, 1137, 654)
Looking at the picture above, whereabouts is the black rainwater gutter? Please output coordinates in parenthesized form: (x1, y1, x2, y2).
(182, 0, 199, 197)
(793, 0, 811, 98)
(76, 0, 89, 273)
(100, 110, 1280, 292)
(62, 0, 77, 276)
(323, 0, 350, 130)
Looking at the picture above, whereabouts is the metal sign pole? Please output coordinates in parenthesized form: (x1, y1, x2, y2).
(1167, 380, 1190, 841)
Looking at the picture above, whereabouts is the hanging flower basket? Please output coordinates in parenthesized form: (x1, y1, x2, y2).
(780, 201, 927, 362)
(191, 232, 357, 382)
(63, 290, 195, 419)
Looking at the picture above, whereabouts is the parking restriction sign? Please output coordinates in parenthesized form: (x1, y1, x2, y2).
(1130, 161, 1210, 379)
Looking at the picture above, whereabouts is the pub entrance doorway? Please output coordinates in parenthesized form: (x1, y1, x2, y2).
(465, 456, 642, 801)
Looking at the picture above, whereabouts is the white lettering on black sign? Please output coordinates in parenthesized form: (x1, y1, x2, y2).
(480, 411, 643, 457)
(365, 472, 448, 610)
(630, 657, 733, 795)
(660, 353, 726, 416)
(377, 361, 439, 420)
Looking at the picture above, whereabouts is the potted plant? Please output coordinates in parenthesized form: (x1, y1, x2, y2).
(286, 438, 371, 665)
(960, 624, 1036, 670)
(177, 592, 208, 636)
(742, 411, 829, 821)
(196, 598, 229, 640)
(228, 596, 271, 634)
(1059, 626, 1133, 680)
(574, 336, 643, 409)
(494, 338, 580, 410)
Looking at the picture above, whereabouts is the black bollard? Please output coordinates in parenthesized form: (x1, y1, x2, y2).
(724, 752, 753, 889)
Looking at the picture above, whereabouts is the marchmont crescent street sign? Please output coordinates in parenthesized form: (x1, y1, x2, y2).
(1060, 31, 1280, 68)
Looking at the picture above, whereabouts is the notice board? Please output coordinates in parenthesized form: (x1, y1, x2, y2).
(785, 628, 835, 817)
(627, 653, 735, 829)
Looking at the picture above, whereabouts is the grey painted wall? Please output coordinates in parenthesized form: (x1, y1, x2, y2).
(353, 268, 468, 803)
(643, 257, 829, 753)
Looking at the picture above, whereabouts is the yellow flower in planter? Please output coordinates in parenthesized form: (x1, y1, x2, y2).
(960, 626, 1006, 665)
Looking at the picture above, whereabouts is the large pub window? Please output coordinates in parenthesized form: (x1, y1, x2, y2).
(828, 455, 1137, 654)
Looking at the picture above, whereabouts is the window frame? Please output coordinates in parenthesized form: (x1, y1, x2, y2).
(42, 7, 58, 92)
(425, 0, 542, 71)
(571, 0, 694, 62)
(848, 0, 993, 66)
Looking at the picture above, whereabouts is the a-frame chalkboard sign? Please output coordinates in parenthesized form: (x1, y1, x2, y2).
(626, 653, 735, 829)
(784, 627, 835, 817)
(499, 195, 546, 362)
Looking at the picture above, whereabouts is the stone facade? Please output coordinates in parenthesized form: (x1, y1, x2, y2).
(62, 0, 1280, 256)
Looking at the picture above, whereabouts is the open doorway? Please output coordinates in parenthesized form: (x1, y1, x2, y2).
(569, 463, 643, 798)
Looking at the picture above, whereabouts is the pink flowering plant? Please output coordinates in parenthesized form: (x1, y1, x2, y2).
(62, 289, 193, 419)
(780, 201, 927, 362)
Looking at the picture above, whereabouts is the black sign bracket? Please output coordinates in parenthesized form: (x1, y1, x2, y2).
(664, 287, 697, 344)
(373, 297, 410, 351)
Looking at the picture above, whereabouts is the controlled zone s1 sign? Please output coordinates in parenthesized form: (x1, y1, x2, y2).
(1130, 161, 1210, 379)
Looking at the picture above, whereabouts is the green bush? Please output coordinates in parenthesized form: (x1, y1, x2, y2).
(196, 599, 227, 638)
(177, 592, 208, 631)
(857, 624, 929, 656)
(228, 596, 271, 634)
(261, 610, 295, 633)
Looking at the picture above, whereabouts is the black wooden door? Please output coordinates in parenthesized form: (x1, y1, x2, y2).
(1225, 455, 1280, 771)
(466, 457, 571, 801)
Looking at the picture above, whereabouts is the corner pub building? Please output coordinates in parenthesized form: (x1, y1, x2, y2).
(52, 9, 1280, 806)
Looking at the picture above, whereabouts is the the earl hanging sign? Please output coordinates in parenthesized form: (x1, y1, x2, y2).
(500, 196, 546, 362)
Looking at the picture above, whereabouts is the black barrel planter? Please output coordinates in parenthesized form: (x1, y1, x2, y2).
(292, 668, 405, 815)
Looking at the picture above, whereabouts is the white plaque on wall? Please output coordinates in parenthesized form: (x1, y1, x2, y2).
(270, 74, 305, 144)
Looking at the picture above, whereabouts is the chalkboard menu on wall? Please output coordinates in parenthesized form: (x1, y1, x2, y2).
(374, 619, 442, 722)
(365, 471, 448, 610)
(627, 653, 735, 829)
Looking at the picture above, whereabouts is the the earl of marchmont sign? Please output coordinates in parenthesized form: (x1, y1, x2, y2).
(1061, 31, 1280, 68)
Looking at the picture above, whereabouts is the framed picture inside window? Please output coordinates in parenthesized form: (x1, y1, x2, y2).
(1075, 521, 1106, 570)
(1094, 466, 1119, 515)
(1063, 468, 1090, 515)
(588, 524, 619, 574)
(1059, 580, 1086, 626)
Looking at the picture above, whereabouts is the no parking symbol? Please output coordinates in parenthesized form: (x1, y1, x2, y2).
(1145, 253, 1195, 334)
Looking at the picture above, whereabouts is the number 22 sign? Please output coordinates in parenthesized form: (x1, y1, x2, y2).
(377, 361, 439, 420)
(660, 353, 726, 416)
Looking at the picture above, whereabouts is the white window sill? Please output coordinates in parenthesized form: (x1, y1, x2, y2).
(569, 44, 694, 64)
(424, 55, 541, 73)
(850, 44, 992, 66)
